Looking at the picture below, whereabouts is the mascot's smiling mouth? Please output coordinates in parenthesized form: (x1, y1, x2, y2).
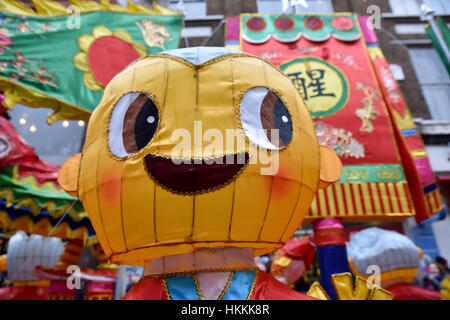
(144, 153, 250, 194)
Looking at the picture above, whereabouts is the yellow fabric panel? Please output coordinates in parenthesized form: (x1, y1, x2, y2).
(0, 0, 37, 15)
(154, 185, 193, 243)
(300, 130, 320, 194)
(258, 178, 301, 242)
(127, 0, 154, 14)
(379, 183, 390, 216)
(79, 139, 113, 256)
(388, 183, 400, 213)
(334, 183, 345, 214)
(281, 186, 315, 242)
(32, 0, 68, 15)
(317, 188, 327, 216)
(342, 183, 355, 214)
(358, 183, 376, 215)
(69, 0, 103, 11)
(356, 183, 368, 214)
(229, 174, 271, 241)
(100, 0, 128, 12)
(396, 182, 409, 213)
(121, 159, 156, 250)
(325, 185, 337, 214)
(229, 57, 268, 92)
(307, 282, 331, 300)
(192, 183, 234, 242)
(145, 60, 198, 157)
(96, 147, 127, 253)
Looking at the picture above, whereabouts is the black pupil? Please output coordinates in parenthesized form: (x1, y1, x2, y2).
(273, 98, 293, 146)
(134, 99, 159, 150)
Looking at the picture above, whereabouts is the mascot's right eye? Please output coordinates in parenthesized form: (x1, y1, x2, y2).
(109, 92, 159, 158)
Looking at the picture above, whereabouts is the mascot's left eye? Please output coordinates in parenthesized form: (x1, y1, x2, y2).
(239, 87, 293, 150)
(109, 92, 159, 158)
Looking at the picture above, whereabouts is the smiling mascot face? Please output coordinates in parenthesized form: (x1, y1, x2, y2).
(59, 48, 342, 266)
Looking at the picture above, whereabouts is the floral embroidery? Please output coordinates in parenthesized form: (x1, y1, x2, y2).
(380, 66, 401, 104)
(3, 52, 58, 87)
(315, 121, 365, 159)
(0, 28, 12, 54)
(355, 82, 379, 133)
(332, 52, 362, 70)
(136, 19, 172, 50)
(259, 46, 319, 63)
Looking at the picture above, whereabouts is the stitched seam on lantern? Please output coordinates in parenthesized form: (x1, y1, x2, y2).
(279, 182, 304, 242)
(93, 147, 114, 255)
(106, 90, 162, 161)
(192, 275, 204, 300)
(162, 278, 172, 300)
(145, 53, 289, 81)
(111, 241, 282, 256)
(119, 174, 128, 252)
(217, 272, 235, 300)
(142, 154, 250, 196)
(246, 269, 259, 300)
(236, 85, 294, 153)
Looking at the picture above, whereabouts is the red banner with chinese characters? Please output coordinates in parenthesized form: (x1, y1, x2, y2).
(368, 46, 443, 223)
(228, 14, 420, 222)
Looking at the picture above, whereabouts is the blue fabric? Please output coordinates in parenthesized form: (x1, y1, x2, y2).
(423, 183, 438, 194)
(317, 245, 352, 300)
(419, 205, 448, 225)
(165, 270, 257, 300)
(221, 270, 257, 300)
(165, 276, 200, 300)
(0, 200, 96, 236)
(401, 129, 418, 137)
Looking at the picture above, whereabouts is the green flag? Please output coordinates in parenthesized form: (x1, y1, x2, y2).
(0, 3, 182, 123)
(426, 17, 450, 74)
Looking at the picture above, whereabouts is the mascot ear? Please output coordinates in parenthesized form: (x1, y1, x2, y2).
(58, 153, 81, 197)
(318, 146, 343, 190)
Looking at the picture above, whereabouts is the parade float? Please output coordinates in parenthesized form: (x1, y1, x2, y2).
(225, 13, 445, 299)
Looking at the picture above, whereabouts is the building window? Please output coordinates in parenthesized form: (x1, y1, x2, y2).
(257, 0, 333, 14)
(409, 48, 450, 120)
(389, 0, 450, 15)
(168, 0, 206, 18)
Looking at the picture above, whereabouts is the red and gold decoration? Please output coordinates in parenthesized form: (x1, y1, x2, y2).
(226, 13, 444, 223)
(0, 115, 94, 241)
(307, 273, 393, 300)
(362, 24, 444, 223)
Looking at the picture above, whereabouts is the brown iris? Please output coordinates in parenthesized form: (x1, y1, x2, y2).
(260, 90, 293, 148)
(122, 94, 159, 154)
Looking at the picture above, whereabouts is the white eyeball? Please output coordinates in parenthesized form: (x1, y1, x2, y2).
(109, 92, 159, 158)
(239, 87, 293, 150)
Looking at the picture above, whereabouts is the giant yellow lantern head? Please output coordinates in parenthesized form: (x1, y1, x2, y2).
(59, 47, 342, 266)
